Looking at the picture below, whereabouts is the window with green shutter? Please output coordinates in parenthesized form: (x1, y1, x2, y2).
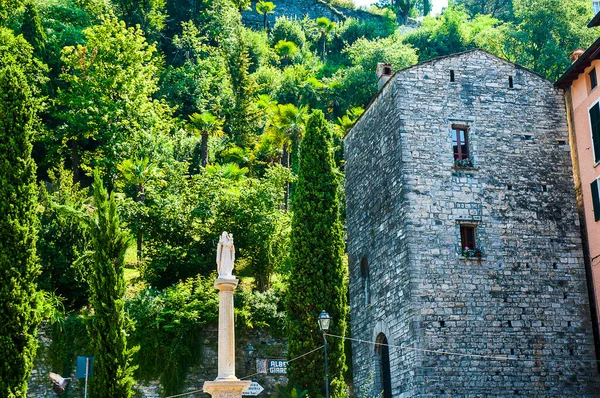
(592, 179, 600, 222)
(589, 103, 600, 164)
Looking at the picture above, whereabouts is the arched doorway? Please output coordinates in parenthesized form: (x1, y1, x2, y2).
(375, 333, 392, 398)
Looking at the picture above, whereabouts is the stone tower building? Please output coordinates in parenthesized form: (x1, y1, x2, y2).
(344, 50, 600, 397)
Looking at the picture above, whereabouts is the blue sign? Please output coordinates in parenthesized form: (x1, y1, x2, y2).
(266, 359, 287, 375)
(76, 356, 94, 379)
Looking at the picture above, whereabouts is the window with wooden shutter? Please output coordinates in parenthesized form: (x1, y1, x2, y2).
(592, 179, 600, 222)
(589, 103, 600, 164)
(460, 225, 476, 250)
(452, 127, 469, 160)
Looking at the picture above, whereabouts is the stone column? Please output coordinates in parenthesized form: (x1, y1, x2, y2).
(203, 277, 250, 398)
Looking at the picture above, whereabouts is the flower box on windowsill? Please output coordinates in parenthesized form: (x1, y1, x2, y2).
(453, 158, 475, 170)
(461, 247, 483, 259)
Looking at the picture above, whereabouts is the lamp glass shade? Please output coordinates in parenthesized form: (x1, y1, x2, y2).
(318, 310, 331, 331)
(245, 344, 255, 358)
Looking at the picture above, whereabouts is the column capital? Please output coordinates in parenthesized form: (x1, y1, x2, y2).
(214, 277, 239, 291)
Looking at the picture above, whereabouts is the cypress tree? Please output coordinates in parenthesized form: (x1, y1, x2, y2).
(20, 2, 46, 59)
(87, 170, 137, 398)
(286, 110, 348, 397)
(226, 30, 260, 147)
(0, 64, 42, 397)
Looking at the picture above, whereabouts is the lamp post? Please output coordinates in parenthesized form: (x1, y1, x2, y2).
(244, 344, 255, 376)
(318, 310, 331, 398)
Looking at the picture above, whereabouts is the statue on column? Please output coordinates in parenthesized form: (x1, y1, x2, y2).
(216, 231, 235, 278)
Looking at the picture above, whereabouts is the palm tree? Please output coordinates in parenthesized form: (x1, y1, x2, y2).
(117, 157, 165, 265)
(206, 163, 249, 181)
(334, 106, 364, 137)
(274, 40, 299, 66)
(316, 17, 335, 61)
(256, 1, 276, 30)
(266, 103, 307, 207)
(187, 111, 224, 169)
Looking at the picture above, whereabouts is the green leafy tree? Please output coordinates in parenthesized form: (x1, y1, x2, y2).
(57, 16, 173, 183)
(117, 157, 165, 265)
(128, 275, 219, 396)
(377, 0, 414, 24)
(214, 166, 292, 291)
(112, 0, 166, 41)
(0, 28, 45, 398)
(325, 32, 417, 114)
(256, 1, 275, 30)
(508, 0, 595, 80)
(272, 16, 307, 48)
(0, 0, 23, 23)
(142, 169, 223, 288)
(286, 110, 348, 397)
(38, 166, 90, 310)
(84, 170, 137, 398)
(21, 2, 47, 59)
(455, 0, 514, 20)
(422, 0, 431, 16)
(226, 31, 260, 147)
(405, 6, 472, 61)
(161, 21, 233, 119)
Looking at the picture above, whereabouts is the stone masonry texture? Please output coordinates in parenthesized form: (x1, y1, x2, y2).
(344, 50, 600, 397)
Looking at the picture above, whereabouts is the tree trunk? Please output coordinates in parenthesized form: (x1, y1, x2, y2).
(282, 143, 290, 210)
(321, 34, 326, 61)
(263, 12, 267, 30)
(290, 136, 301, 203)
(71, 139, 79, 183)
(201, 132, 209, 167)
(136, 183, 145, 266)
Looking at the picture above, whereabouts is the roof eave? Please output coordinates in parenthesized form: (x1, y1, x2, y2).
(555, 36, 600, 89)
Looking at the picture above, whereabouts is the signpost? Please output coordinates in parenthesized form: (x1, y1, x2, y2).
(266, 359, 287, 375)
(76, 356, 94, 398)
(242, 382, 264, 396)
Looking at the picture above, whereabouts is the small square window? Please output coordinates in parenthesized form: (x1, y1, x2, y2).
(452, 127, 470, 161)
(509, 76, 514, 88)
(450, 70, 455, 82)
(591, 68, 598, 90)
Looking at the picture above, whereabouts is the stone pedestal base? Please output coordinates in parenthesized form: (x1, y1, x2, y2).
(203, 380, 251, 398)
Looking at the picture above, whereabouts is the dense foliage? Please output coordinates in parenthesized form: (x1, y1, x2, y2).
(0, 0, 598, 395)
(286, 111, 348, 397)
(85, 172, 137, 398)
(0, 28, 44, 398)
(128, 274, 218, 396)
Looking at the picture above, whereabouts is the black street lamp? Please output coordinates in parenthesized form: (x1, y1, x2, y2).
(318, 310, 331, 398)
(244, 344, 255, 375)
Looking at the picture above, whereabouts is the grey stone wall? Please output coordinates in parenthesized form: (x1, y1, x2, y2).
(345, 50, 600, 397)
(28, 325, 287, 397)
(242, 0, 386, 30)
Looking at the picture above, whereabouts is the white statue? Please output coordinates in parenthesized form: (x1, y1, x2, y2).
(216, 232, 235, 278)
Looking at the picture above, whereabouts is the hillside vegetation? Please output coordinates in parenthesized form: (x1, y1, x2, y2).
(0, 0, 597, 396)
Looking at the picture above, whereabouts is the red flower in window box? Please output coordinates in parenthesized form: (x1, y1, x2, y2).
(454, 157, 474, 169)
(462, 246, 483, 258)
